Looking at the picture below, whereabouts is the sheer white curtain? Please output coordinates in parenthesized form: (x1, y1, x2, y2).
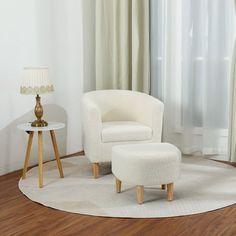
(151, 0, 235, 160)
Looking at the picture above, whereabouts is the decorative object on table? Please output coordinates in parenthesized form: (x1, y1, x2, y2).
(17, 122, 65, 188)
(112, 143, 181, 204)
(18, 155, 236, 218)
(20, 67, 54, 127)
(82, 90, 164, 178)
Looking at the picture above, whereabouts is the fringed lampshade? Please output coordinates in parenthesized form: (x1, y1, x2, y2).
(20, 67, 54, 127)
(20, 67, 54, 95)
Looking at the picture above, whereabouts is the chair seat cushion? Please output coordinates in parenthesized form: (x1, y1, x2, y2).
(101, 121, 152, 143)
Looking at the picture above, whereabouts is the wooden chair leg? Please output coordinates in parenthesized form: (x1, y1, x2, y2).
(50, 130, 64, 178)
(38, 131, 43, 188)
(116, 178, 121, 193)
(136, 185, 144, 204)
(93, 163, 100, 178)
(22, 131, 34, 179)
(167, 183, 174, 201)
(161, 184, 166, 190)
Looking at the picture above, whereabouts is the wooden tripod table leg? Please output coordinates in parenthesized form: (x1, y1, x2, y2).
(22, 131, 34, 179)
(50, 130, 64, 178)
(38, 131, 43, 188)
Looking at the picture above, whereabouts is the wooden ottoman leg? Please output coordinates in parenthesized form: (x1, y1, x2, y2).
(93, 163, 100, 179)
(116, 178, 121, 193)
(167, 183, 174, 201)
(161, 184, 166, 190)
(22, 131, 34, 179)
(136, 185, 144, 204)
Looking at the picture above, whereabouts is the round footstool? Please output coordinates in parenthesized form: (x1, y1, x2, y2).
(112, 143, 181, 204)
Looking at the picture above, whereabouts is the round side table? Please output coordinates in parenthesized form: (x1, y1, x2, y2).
(17, 122, 65, 188)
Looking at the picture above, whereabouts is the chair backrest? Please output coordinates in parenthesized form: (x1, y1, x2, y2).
(83, 90, 163, 127)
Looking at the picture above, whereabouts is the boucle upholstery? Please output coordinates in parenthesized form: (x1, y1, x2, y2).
(102, 121, 152, 143)
(112, 143, 181, 186)
(82, 90, 164, 163)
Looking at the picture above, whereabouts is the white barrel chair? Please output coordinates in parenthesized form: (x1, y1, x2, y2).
(82, 90, 164, 178)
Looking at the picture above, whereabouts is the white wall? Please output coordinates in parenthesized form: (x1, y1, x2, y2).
(51, 0, 84, 153)
(0, 0, 84, 175)
(0, 0, 54, 129)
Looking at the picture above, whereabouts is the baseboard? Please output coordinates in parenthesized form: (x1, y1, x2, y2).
(61, 150, 85, 159)
(1, 150, 85, 177)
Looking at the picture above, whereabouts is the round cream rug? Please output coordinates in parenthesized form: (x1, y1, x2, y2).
(19, 156, 236, 218)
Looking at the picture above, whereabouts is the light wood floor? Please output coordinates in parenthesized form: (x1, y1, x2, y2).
(1, 158, 236, 236)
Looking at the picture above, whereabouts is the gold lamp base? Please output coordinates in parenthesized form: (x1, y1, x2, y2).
(31, 94, 48, 127)
(31, 119, 48, 127)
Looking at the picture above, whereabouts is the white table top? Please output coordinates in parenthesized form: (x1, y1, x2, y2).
(17, 122, 65, 132)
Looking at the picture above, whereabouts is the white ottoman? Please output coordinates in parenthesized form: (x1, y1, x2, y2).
(112, 143, 181, 204)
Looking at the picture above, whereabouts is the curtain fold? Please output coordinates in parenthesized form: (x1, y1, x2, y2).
(95, 0, 150, 93)
(229, 0, 236, 162)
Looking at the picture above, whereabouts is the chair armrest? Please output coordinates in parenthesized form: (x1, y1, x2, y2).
(138, 95, 164, 141)
(131, 94, 164, 142)
(82, 97, 102, 160)
(151, 99, 164, 142)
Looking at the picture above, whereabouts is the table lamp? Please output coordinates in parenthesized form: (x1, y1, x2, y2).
(20, 67, 54, 127)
